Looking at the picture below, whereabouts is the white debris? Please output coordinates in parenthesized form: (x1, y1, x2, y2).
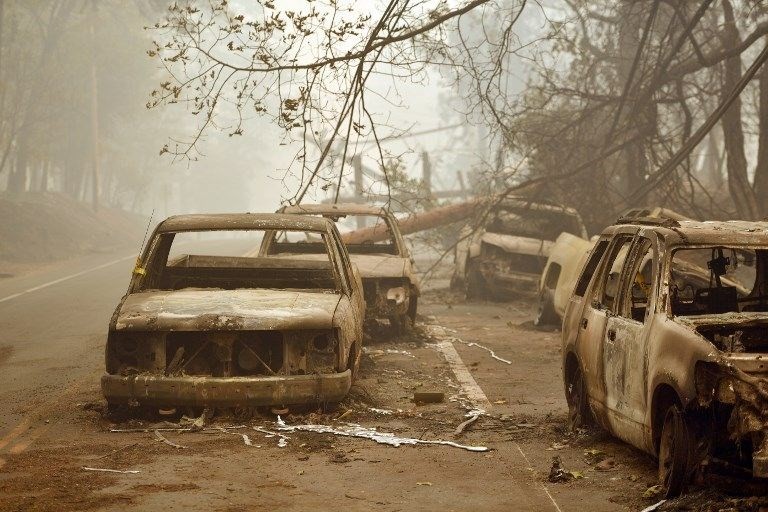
(462, 341, 512, 365)
(640, 501, 666, 512)
(253, 424, 290, 448)
(82, 467, 140, 474)
(274, 421, 489, 452)
(368, 407, 397, 415)
(154, 429, 187, 449)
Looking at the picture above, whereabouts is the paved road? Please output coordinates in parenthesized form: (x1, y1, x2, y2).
(0, 250, 136, 438)
(0, 251, 657, 511)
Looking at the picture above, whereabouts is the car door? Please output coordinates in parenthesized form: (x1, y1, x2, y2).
(601, 233, 656, 449)
(328, 228, 364, 339)
(575, 233, 636, 423)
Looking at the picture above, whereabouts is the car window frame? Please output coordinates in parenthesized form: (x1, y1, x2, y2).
(615, 233, 657, 323)
(573, 238, 610, 297)
(592, 233, 638, 313)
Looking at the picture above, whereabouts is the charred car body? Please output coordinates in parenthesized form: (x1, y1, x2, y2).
(271, 204, 420, 332)
(562, 217, 768, 496)
(102, 213, 365, 411)
(453, 198, 587, 299)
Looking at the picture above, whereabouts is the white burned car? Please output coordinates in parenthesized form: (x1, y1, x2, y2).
(102, 213, 365, 413)
(563, 217, 768, 497)
(272, 204, 420, 333)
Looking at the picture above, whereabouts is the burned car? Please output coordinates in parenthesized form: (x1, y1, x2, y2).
(537, 208, 691, 325)
(268, 204, 420, 333)
(562, 217, 768, 497)
(453, 198, 587, 299)
(102, 213, 365, 412)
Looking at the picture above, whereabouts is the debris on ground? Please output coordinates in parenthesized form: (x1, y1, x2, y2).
(154, 429, 187, 449)
(547, 456, 583, 483)
(413, 391, 445, 404)
(595, 457, 615, 471)
(274, 420, 489, 452)
(454, 413, 481, 436)
(82, 466, 140, 474)
(640, 500, 666, 512)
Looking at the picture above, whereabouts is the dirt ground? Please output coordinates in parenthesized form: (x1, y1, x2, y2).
(1, 287, 766, 512)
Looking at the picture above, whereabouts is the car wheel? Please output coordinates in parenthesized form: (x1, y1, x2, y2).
(389, 314, 409, 336)
(658, 404, 693, 498)
(566, 364, 591, 429)
(407, 296, 418, 325)
(348, 341, 361, 382)
(535, 289, 559, 326)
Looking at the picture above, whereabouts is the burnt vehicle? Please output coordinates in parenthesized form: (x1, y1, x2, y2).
(537, 208, 691, 326)
(266, 204, 420, 333)
(562, 217, 768, 497)
(453, 198, 587, 299)
(102, 213, 365, 412)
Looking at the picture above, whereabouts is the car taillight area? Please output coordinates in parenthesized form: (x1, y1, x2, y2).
(106, 330, 339, 377)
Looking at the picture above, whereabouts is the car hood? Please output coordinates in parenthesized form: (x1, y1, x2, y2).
(114, 288, 341, 332)
(481, 232, 554, 257)
(675, 312, 768, 330)
(350, 254, 407, 279)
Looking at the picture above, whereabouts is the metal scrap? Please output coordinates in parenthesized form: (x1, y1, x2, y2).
(273, 420, 489, 452)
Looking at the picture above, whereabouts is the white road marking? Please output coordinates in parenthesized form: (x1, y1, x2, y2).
(432, 339, 492, 411)
(516, 443, 564, 512)
(0, 254, 136, 304)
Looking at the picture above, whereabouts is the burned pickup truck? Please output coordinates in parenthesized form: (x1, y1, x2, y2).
(453, 198, 587, 300)
(562, 217, 768, 497)
(270, 204, 420, 333)
(102, 213, 365, 413)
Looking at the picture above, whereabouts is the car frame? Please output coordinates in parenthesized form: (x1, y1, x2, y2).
(270, 203, 420, 332)
(101, 213, 365, 411)
(562, 217, 768, 496)
(453, 197, 588, 300)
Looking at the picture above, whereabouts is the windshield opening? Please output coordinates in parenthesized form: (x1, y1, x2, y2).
(271, 213, 400, 256)
(136, 229, 339, 293)
(669, 246, 766, 316)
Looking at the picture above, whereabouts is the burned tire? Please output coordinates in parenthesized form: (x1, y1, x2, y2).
(407, 296, 418, 325)
(535, 289, 559, 326)
(658, 404, 693, 498)
(565, 363, 592, 429)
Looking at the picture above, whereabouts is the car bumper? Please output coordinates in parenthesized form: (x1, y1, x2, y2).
(102, 370, 352, 407)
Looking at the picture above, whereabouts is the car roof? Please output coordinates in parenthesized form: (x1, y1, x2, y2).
(282, 203, 388, 216)
(609, 219, 768, 246)
(155, 213, 332, 233)
(495, 197, 581, 216)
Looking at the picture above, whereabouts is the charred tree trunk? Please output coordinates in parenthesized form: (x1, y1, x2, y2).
(719, 0, 760, 220)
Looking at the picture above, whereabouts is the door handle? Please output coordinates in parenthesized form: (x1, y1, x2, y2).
(607, 329, 616, 341)
(581, 318, 588, 329)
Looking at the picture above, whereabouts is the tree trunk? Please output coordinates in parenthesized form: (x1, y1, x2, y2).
(720, 0, 760, 220)
(89, 4, 100, 211)
(754, 38, 768, 217)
